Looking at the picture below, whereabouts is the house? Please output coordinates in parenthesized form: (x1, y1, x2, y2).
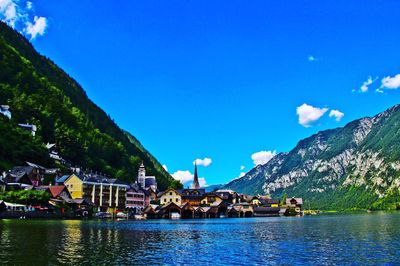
(0, 105, 11, 119)
(180, 202, 195, 219)
(63, 173, 129, 212)
(179, 188, 206, 206)
(258, 197, 280, 207)
(143, 205, 158, 219)
(286, 198, 303, 208)
(158, 188, 182, 206)
(158, 202, 181, 219)
(250, 196, 262, 206)
(253, 207, 280, 217)
(200, 193, 223, 206)
(48, 185, 74, 203)
(17, 123, 37, 137)
(46, 143, 64, 162)
(4, 165, 43, 188)
(286, 198, 303, 215)
(146, 187, 158, 202)
(214, 189, 239, 204)
(126, 184, 149, 213)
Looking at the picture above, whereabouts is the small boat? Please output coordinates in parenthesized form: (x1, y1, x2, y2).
(134, 214, 146, 220)
(95, 212, 112, 219)
(170, 212, 181, 219)
(116, 212, 127, 219)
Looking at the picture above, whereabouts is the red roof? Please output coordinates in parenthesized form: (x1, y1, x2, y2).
(48, 186, 66, 198)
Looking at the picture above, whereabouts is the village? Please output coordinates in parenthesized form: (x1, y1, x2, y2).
(0, 161, 304, 220)
(0, 104, 303, 220)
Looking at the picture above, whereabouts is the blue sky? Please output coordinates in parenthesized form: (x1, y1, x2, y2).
(2, 1, 400, 187)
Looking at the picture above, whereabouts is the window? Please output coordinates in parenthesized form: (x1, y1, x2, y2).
(164, 199, 167, 202)
(169, 199, 172, 202)
(169, 192, 172, 195)
(176, 198, 179, 202)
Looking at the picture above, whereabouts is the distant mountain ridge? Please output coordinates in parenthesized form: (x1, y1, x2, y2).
(0, 21, 173, 190)
(224, 104, 400, 210)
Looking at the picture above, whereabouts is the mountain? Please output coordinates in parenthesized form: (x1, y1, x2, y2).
(224, 105, 400, 210)
(0, 21, 174, 190)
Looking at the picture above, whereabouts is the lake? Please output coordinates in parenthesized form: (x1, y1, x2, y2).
(1, 212, 400, 265)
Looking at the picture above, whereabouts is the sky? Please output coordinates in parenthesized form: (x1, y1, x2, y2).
(1, 0, 400, 187)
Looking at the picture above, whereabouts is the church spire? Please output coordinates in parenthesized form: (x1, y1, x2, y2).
(192, 161, 200, 189)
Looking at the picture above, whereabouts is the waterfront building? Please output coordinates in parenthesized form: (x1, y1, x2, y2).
(200, 193, 223, 206)
(125, 184, 149, 213)
(214, 189, 239, 204)
(286, 198, 303, 214)
(63, 173, 129, 212)
(47, 185, 74, 203)
(158, 188, 182, 205)
(253, 207, 280, 217)
(146, 187, 157, 202)
(179, 188, 206, 206)
(158, 202, 181, 219)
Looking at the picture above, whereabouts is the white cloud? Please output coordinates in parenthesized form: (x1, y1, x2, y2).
(239, 172, 246, 178)
(162, 164, 168, 172)
(296, 103, 328, 127)
(171, 170, 193, 185)
(376, 89, 384, 93)
(171, 169, 207, 188)
(198, 178, 206, 187)
(359, 76, 376, 93)
(251, 150, 276, 166)
(329, 109, 344, 122)
(381, 74, 400, 90)
(0, 0, 17, 27)
(308, 55, 318, 62)
(193, 157, 212, 167)
(240, 165, 245, 170)
(25, 15, 46, 39)
(0, 0, 47, 39)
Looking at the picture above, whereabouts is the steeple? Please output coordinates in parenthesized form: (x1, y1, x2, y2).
(137, 161, 146, 188)
(192, 162, 200, 189)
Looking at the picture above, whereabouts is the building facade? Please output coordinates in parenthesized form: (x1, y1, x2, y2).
(64, 174, 129, 212)
(159, 188, 182, 205)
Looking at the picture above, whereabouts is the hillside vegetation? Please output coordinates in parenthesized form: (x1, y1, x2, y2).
(0, 22, 173, 190)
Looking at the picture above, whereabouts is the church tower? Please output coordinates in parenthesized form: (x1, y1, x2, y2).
(192, 162, 200, 189)
(137, 162, 146, 188)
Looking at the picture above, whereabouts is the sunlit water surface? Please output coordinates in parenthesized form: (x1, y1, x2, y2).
(1, 212, 400, 265)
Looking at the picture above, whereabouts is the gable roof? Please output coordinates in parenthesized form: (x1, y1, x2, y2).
(55, 175, 70, 184)
(48, 186, 67, 198)
(158, 188, 182, 197)
(8, 166, 35, 180)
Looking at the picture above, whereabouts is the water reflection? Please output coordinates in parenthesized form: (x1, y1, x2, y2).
(0, 213, 400, 265)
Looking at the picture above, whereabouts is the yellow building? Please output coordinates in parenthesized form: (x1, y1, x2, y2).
(201, 194, 223, 205)
(64, 174, 83, 199)
(158, 188, 182, 205)
(63, 174, 129, 212)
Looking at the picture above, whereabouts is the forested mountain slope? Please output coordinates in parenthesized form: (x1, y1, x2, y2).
(0, 21, 173, 190)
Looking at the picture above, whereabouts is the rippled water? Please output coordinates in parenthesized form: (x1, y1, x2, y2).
(1, 212, 400, 265)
